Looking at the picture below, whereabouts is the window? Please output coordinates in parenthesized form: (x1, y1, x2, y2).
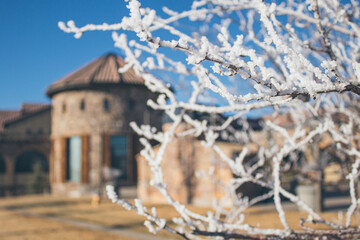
(66, 136, 82, 182)
(62, 102, 66, 113)
(128, 99, 135, 110)
(232, 152, 258, 167)
(103, 98, 110, 112)
(110, 135, 128, 180)
(15, 151, 48, 173)
(0, 156, 6, 173)
(14, 151, 49, 194)
(143, 109, 150, 124)
(80, 99, 85, 110)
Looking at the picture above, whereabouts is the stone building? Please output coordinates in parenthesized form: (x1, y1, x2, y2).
(137, 129, 243, 206)
(0, 53, 345, 203)
(137, 113, 348, 207)
(137, 119, 266, 206)
(0, 104, 51, 196)
(46, 53, 161, 196)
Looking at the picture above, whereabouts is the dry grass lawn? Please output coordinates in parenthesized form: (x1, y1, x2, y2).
(0, 195, 358, 239)
(0, 195, 184, 240)
(0, 208, 134, 240)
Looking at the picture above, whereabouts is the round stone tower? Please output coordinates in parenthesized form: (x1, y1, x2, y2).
(47, 53, 160, 196)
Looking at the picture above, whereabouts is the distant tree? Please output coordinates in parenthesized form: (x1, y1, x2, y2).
(60, 0, 360, 239)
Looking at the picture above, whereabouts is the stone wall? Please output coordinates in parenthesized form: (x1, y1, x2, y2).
(136, 123, 264, 206)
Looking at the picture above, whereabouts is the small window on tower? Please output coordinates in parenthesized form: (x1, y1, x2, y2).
(62, 102, 66, 113)
(80, 99, 85, 111)
(103, 98, 110, 112)
(128, 99, 135, 110)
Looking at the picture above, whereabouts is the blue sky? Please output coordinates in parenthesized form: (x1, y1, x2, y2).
(0, 0, 192, 109)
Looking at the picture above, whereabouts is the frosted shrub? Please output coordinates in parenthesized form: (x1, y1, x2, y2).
(61, 0, 360, 238)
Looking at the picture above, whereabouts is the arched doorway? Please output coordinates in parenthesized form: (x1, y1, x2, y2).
(0, 155, 6, 196)
(15, 151, 49, 195)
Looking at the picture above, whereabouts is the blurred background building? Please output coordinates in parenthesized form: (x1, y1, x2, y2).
(0, 53, 346, 208)
(0, 53, 161, 197)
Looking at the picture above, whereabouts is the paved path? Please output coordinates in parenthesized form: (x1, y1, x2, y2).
(10, 209, 171, 240)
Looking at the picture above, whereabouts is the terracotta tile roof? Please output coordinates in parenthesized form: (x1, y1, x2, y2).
(20, 103, 50, 113)
(0, 111, 21, 132)
(0, 103, 51, 132)
(46, 53, 145, 97)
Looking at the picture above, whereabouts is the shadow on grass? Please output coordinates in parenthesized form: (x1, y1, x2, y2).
(24, 211, 148, 230)
(3, 199, 90, 210)
(109, 222, 147, 229)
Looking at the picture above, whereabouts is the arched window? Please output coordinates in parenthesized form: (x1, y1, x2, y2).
(103, 98, 110, 112)
(15, 151, 48, 173)
(80, 99, 85, 111)
(15, 151, 49, 195)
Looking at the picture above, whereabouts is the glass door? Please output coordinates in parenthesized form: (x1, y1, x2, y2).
(67, 136, 82, 182)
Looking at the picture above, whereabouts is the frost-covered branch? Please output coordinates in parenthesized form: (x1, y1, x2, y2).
(61, 0, 360, 238)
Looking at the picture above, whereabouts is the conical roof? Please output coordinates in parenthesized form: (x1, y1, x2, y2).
(46, 53, 144, 97)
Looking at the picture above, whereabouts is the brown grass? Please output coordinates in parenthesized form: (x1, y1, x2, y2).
(0, 208, 135, 240)
(0, 195, 358, 239)
(0, 195, 183, 239)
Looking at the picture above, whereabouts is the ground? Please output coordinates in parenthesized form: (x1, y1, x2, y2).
(0, 195, 357, 239)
